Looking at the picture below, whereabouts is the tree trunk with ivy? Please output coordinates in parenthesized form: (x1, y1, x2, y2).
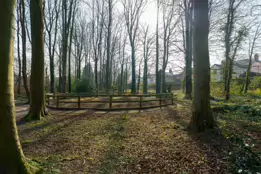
(189, 0, 215, 132)
(0, 0, 32, 173)
(25, 0, 48, 121)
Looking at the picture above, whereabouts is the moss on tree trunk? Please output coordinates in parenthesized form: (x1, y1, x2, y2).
(0, 0, 32, 173)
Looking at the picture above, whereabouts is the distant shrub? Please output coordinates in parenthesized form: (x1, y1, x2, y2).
(249, 88, 261, 96)
(249, 76, 261, 89)
(74, 78, 95, 94)
(230, 79, 244, 95)
(211, 82, 224, 97)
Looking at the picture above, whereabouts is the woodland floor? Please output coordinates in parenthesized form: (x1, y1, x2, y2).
(16, 98, 261, 174)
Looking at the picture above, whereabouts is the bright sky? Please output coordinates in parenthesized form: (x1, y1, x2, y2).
(139, 0, 261, 68)
(140, 1, 157, 30)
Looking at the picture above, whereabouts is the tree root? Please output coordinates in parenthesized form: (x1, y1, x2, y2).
(22, 108, 50, 122)
(183, 93, 192, 100)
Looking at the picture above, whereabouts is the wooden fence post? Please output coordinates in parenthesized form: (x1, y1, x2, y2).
(140, 95, 142, 109)
(78, 96, 81, 109)
(56, 96, 59, 108)
(109, 95, 112, 109)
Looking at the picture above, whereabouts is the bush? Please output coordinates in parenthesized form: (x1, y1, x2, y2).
(211, 82, 224, 97)
(74, 78, 95, 94)
(249, 76, 261, 89)
(211, 79, 245, 97)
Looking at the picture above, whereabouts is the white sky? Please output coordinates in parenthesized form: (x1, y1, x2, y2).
(140, 1, 157, 30)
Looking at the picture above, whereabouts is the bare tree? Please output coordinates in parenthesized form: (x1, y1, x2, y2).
(161, 0, 179, 93)
(44, 0, 61, 93)
(142, 24, 154, 94)
(183, 0, 193, 99)
(68, 1, 77, 92)
(122, 0, 147, 93)
(244, 24, 261, 93)
(19, 0, 30, 102)
(73, 15, 86, 81)
(156, 0, 160, 94)
(225, 26, 247, 100)
(106, 0, 113, 92)
(16, 0, 22, 95)
(60, 0, 75, 93)
(223, 0, 246, 100)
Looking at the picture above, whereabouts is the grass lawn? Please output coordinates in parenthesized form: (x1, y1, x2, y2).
(17, 94, 261, 173)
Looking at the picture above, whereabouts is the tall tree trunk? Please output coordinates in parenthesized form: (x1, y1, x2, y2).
(130, 42, 136, 93)
(48, 0, 60, 94)
(48, 31, 55, 93)
(20, 0, 30, 102)
(137, 63, 141, 93)
(184, 1, 193, 99)
(244, 57, 252, 94)
(244, 29, 260, 94)
(16, 3, 21, 95)
(96, 19, 104, 93)
(143, 63, 148, 94)
(25, 0, 48, 121)
(189, 0, 215, 132)
(226, 27, 245, 100)
(223, 0, 239, 94)
(0, 0, 31, 172)
(106, 0, 112, 92)
(162, 22, 167, 93)
(59, 53, 62, 92)
(125, 63, 128, 92)
(61, 0, 74, 93)
(156, 0, 160, 94)
(120, 63, 124, 94)
(68, 19, 75, 93)
(143, 47, 148, 94)
(162, 27, 166, 93)
(226, 58, 233, 100)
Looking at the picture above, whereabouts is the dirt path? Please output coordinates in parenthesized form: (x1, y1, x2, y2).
(16, 104, 29, 120)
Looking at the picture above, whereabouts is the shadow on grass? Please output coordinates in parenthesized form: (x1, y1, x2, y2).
(187, 128, 230, 173)
(19, 110, 78, 135)
(21, 109, 100, 150)
(164, 106, 190, 128)
(18, 102, 108, 134)
(22, 109, 115, 173)
(94, 113, 128, 174)
(165, 105, 230, 173)
(219, 115, 261, 133)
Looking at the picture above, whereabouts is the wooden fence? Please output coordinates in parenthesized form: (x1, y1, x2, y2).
(46, 93, 175, 111)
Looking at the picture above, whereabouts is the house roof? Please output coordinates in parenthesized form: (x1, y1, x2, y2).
(165, 72, 173, 76)
(233, 59, 249, 68)
(211, 64, 222, 70)
(211, 59, 260, 69)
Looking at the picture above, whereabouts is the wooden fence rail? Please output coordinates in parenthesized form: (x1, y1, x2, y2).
(46, 93, 175, 111)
